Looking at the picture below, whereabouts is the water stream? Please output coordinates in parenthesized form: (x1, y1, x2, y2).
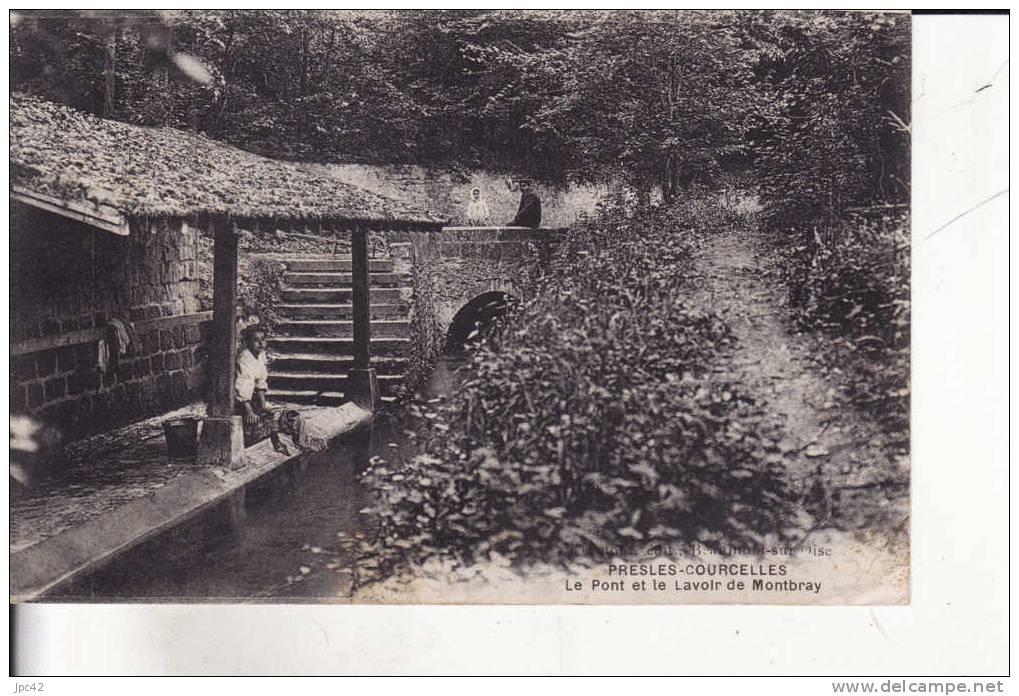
(49, 353, 468, 601)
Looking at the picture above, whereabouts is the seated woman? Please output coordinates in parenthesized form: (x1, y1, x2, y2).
(236, 324, 290, 455)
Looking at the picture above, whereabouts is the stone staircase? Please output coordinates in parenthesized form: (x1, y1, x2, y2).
(267, 256, 412, 406)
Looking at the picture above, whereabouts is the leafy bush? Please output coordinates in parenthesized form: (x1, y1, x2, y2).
(776, 212, 909, 440)
(195, 227, 312, 330)
(238, 257, 286, 335)
(360, 201, 800, 578)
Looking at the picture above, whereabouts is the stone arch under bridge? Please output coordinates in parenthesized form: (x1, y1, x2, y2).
(445, 290, 518, 350)
(387, 226, 565, 385)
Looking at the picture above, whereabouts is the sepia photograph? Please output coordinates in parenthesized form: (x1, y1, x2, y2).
(9, 9, 914, 607)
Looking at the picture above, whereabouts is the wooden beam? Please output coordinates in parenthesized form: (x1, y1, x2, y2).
(350, 225, 371, 370)
(133, 311, 213, 335)
(11, 185, 130, 236)
(347, 225, 378, 410)
(196, 218, 244, 468)
(206, 220, 239, 418)
(10, 312, 213, 357)
(10, 326, 105, 357)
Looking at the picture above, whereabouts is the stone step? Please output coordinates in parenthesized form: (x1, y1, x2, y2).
(284, 271, 405, 287)
(281, 288, 407, 303)
(267, 390, 398, 406)
(277, 303, 409, 320)
(268, 353, 409, 374)
(268, 372, 403, 394)
(284, 258, 394, 272)
(277, 319, 411, 338)
(266, 336, 411, 355)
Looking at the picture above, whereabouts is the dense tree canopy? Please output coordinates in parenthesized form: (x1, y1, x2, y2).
(10, 9, 914, 593)
(11, 9, 909, 211)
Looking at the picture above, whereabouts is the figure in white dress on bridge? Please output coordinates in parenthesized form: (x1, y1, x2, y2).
(465, 187, 491, 227)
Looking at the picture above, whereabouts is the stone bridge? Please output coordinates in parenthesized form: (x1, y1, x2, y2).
(400, 226, 564, 346)
(266, 226, 565, 405)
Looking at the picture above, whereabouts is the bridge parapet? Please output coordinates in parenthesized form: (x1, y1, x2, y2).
(380, 224, 570, 395)
(435, 226, 567, 261)
(440, 225, 568, 238)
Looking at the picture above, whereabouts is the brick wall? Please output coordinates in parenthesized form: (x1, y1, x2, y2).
(10, 202, 207, 436)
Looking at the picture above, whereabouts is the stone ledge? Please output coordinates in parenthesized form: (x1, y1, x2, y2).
(439, 225, 567, 242)
(10, 402, 373, 601)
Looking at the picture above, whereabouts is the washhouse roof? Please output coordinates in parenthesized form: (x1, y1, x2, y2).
(9, 94, 443, 227)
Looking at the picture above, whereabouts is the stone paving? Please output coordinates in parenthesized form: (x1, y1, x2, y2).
(10, 403, 209, 554)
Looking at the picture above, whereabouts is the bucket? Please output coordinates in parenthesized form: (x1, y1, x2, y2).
(163, 417, 199, 459)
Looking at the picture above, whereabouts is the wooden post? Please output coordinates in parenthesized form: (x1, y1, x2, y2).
(208, 221, 239, 416)
(197, 218, 245, 467)
(347, 225, 378, 410)
(351, 225, 370, 369)
(102, 30, 116, 118)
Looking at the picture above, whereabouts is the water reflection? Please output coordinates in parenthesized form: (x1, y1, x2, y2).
(48, 353, 468, 601)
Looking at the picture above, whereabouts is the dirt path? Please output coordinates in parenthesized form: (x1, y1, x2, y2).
(690, 223, 909, 542)
(354, 219, 912, 603)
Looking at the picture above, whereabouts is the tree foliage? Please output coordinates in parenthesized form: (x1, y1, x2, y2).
(10, 10, 911, 577)
(360, 200, 800, 575)
(11, 9, 909, 211)
(746, 11, 910, 222)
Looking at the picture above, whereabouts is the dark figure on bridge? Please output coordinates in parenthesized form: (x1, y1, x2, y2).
(507, 180, 542, 228)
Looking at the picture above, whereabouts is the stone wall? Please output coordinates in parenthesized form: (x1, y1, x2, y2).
(415, 229, 553, 330)
(10, 203, 206, 436)
(392, 228, 560, 394)
(396, 234, 446, 396)
(308, 163, 609, 227)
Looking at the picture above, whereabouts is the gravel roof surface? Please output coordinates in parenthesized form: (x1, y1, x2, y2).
(10, 94, 443, 226)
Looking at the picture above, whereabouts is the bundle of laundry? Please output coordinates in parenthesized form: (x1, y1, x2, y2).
(278, 409, 326, 453)
(96, 317, 139, 373)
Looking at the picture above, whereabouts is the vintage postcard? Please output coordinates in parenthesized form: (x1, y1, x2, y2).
(10, 9, 912, 606)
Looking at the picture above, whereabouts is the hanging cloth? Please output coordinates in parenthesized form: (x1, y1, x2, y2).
(96, 339, 110, 373)
(107, 318, 137, 356)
